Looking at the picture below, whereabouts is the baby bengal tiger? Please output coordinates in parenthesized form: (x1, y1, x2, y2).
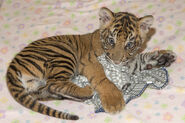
(6, 7, 176, 120)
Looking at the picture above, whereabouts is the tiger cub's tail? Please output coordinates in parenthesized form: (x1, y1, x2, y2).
(17, 94, 79, 120)
(6, 75, 79, 120)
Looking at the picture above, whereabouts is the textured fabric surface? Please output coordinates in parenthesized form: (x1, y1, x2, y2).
(0, 0, 185, 123)
(72, 54, 169, 113)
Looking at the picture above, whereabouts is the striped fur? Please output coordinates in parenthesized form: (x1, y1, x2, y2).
(126, 50, 176, 74)
(6, 7, 176, 120)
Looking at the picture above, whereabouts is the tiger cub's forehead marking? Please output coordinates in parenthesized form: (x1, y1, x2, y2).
(100, 12, 139, 45)
(111, 12, 139, 39)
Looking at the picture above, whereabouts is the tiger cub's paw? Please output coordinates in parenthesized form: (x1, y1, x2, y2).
(79, 85, 94, 100)
(145, 50, 176, 69)
(156, 50, 176, 67)
(100, 87, 125, 114)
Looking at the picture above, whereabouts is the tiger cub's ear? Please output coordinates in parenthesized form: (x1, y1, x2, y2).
(139, 15, 154, 35)
(99, 7, 114, 29)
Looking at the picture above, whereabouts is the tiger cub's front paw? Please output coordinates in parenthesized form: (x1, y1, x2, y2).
(156, 50, 176, 67)
(100, 87, 125, 114)
(145, 50, 176, 69)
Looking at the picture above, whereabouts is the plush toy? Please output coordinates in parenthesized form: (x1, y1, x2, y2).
(72, 54, 169, 113)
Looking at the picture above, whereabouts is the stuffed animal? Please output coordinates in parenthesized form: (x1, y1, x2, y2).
(72, 53, 169, 113)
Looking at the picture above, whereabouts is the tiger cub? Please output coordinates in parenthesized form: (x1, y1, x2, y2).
(6, 7, 176, 120)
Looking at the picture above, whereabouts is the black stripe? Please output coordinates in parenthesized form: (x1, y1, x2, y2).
(62, 41, 74, 51)
(9, 64, 21, 76)
(51, 60, 74, 68)
(48, 75, 68, 80)
(22, 58, 44, 74)
(53, 76, 69, 80)
(142, 53, 147, 63)
(14, 58, 37, 77)
(132, 61, 138, 73)
(113, 28, 118, 34)
(22, 49, 76, 68)
(14, 57, 28, 65)
(36, 49, 76, 67)
(52, 64, 74, 73)
(19, 93, 29, 102)
(37, 40, 47, 44)
(51, 36, 58, 40)
(22, 49, 59, 59)
(29, 100, 36, 109)
(117, 30, 123, 35)
(51, 70, 72, 78)
(18, 54, 46, 62)
(48, 82, 68, 94)
(101, 29, 107, 34)
(46, 107, 50, 115)
(7, 72, 24, 89)
(140, 54, 145, 64)
(52, 36, 62, 41)
(14, 93, 19, 98)
(44, 38, 74, 52)
(68, 38, 73, 44)
(87, 52, 93, 63)
(38, 103, 44, 113)
(31, 40, 48, 46)
(11, 88, 22, 93)
(44, 43, 77, 64)
(24, 97, 32, 105)
(139, 61, 142, 71)
(114, 24, 121, 28)
(52, 110, 56, 117)
(58, 112, 62, 118)
(54, 54, 75, 67)
(73, 35, 79, 52)
(31, 42, 40, 46)
(22, 50, 47, 56)
(33, 48, 59, 55)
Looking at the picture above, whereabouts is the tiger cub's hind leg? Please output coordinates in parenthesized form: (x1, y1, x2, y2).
(47, 79, 93, 101)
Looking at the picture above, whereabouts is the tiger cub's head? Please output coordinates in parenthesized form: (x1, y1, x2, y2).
(99, 7, 154, 64)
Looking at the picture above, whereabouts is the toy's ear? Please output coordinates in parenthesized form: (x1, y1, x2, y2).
(139, 15, 154, 36)
(99, 7, 114, 29)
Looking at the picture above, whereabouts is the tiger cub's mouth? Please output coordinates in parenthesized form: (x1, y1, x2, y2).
(105, 54, 127, 65)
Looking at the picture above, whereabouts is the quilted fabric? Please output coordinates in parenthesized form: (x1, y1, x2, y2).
(72, 54, 169, 113)
(0, 0, 185, 123)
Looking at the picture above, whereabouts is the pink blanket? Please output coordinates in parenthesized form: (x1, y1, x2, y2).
(0, 0, 185, 123)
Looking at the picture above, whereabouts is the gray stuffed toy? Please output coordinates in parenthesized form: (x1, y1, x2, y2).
(72, 54, 168, 113)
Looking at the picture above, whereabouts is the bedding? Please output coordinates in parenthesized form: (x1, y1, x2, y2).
(0, 0, 185, 123)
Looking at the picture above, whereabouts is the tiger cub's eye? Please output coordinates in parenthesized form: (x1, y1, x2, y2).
(125, 42, 134, 49)
(108, 38, 115, 46)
